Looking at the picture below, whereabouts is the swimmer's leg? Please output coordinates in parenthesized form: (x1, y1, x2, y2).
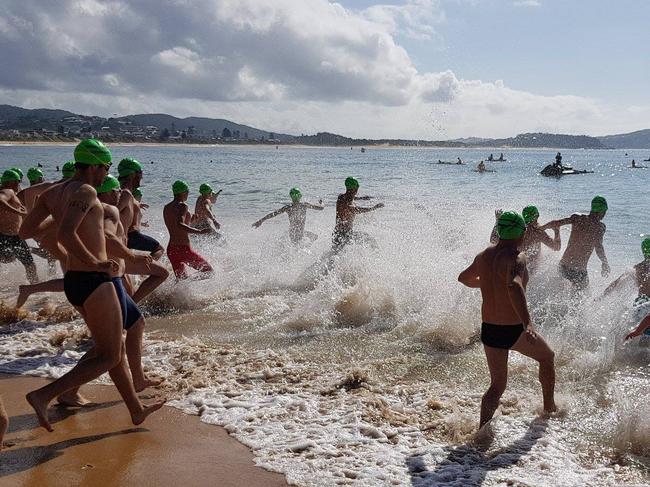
(16, 278, 64, 308)
(512, 333, 557, 413)
(480, 345, 509, 428)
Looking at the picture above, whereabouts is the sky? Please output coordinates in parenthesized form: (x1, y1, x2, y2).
(0, 0, 649, 139)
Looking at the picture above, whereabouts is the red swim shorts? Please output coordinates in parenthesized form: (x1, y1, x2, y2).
(167, 244, 213, 279)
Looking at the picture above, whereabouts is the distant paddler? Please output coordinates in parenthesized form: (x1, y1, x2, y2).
(477, 161, 487, 173)
(332, 177, 383, 252)
(541, 196, 610, 290)
(192, 183, 222, 235)
(458, 211, 557, 428)
(253, 187, 324, 244)
(520, 205, 561, 273)
(457, 157, 463, 165)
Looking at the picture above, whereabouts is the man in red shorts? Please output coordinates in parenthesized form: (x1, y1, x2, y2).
(163, 180, 213, 280)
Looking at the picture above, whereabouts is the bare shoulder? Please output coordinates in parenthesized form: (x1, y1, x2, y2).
(102, 203, 119, 219)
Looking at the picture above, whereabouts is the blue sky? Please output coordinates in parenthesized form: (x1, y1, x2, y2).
(0, 0, 648, 138)
(347, 0, 650, 105)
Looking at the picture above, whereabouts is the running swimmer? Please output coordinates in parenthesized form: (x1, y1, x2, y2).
(19, 139, 164, 431)
(332, 177, 383, 252)
(458, 211, 557, 428)
(520, 205, 561, 273)
(117, 157, 164, 260)
(163, 180, 214, 280)
(253, 187, 324, 244)
(192, 183, 222, 235)
(0, 169, 38, 284)
(542, 196, 610, 290)
(604, 238, 650, 340)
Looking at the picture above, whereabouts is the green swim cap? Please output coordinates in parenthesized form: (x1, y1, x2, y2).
(133, 188, 143, 199)
(11, 167, 24, 180)
(522, 205, 539, 224)
(497, 211, 527, 240)
(289, 187, 302, 202)
(591, 195, 608, 213)
(199, 183, 213, 196)
(642, 238, 650, 259)
(62, 161, 76, 178)
(345, 177, 359, 190)
(1, 169, 21, 184)
(96, 174, 120, 194)
(118, 157, 143, 177)
(27, 167, 44, 182)
(172, 180, 189, 195)
(74, 139, 111, 166)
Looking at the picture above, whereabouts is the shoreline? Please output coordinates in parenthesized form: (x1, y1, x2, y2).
(0, 373, 289, 487)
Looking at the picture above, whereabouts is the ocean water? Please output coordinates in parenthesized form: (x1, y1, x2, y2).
(1, 144, 650, 486)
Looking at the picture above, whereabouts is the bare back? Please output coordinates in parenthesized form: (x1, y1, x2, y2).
(164, 200, 191, 246)
(476, 245, 529, 325)
(18, 182, 56, 213)
(560, 214, 605, 270)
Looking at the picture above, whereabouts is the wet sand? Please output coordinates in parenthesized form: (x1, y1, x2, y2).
(0, 374, 289, 487)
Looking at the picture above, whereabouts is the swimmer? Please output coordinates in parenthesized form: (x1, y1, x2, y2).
(163, 180, 213, 280)
(605, 238, 650, 340)
(192, 183, 222, 234)
(489, 209, 504, 244)
(458, 211, 556, 428)
(477, 161, 486, 173)
(132, 188, 149, 226)
(542, 196, 610, 290)
(253, 187, 324, 244)
(117, 158, 164, 260)
(626, 314, 650, 341)
(61, 161, 76, 179)
(0, 169, 38, 283)
(332, 177, 383, 252)
(19, 139, 164, 431)
(520, 205, 561, 273)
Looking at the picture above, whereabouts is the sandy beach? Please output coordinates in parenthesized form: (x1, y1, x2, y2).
(0, 374, 289, 487)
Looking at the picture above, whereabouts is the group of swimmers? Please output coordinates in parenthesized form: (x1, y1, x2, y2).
(0, 138, 648, 448)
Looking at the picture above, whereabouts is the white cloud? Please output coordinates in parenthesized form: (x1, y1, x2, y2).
(0, 0, 645, 139)
(513, 0, 541, 7)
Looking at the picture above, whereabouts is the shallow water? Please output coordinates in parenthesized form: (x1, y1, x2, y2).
(1, 145, 650, 486)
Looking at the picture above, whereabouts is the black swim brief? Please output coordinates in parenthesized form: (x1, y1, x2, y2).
(112, 277, 142, 330)
(481, 322, 525, 349)
(559, 264, 589, 289)
(0, 233, 35, 266)
(63, 271, 112, 307)
(127, 230, 161, 253)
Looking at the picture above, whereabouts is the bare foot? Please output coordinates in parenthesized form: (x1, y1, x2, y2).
(26, 391, 53, 432)
(56, 391, 95, 408)
(134, 376, 164, 393)
(16, 285, 30, 309)
(131, 399, 166, 425)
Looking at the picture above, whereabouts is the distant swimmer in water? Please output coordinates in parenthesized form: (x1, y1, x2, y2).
(253, 187, 324, 244)
(542, 196, 610, 290)
(192, 183, 222, 235)
(458, 211, 557, 428)
(477, 161, 486, 173)
(604, 238, 650, 340)
(457, 157, 463, 165)
(163, 180, 214, 280)
(520, 205, 561, 273)
(332, 177, 384, 252)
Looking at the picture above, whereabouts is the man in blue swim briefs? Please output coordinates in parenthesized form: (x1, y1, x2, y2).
(19, 139, 164, 431)
(459, 211, 557, 428)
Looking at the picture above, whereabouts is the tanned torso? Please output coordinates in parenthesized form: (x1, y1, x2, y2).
(164, 200, 191, 246)
(475, 245, 529, 325)
(560, 214, 605, 270)
(0, 188, 26, 235)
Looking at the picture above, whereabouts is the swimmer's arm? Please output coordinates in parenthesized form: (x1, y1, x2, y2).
(204, 205, 220, 229)
(602, 271, 634, 296)
(304, 202, 325, 210)
(104, 227, 135, 261)
(626, 315, 650, 340)
(540, 215, 574, 231)
(353, 203, 384, 213)
(458, 258, 480, 288)
(506, 257, 532, 327)
(57, 187, 103, 266)
(18, 196, 49, 239)
(538, 228, 561, 251)
(0, 196, 27, 215)
(252, 206, 289, 227)
(176, 204, 206, 234)
(594, 229, 610, 275)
